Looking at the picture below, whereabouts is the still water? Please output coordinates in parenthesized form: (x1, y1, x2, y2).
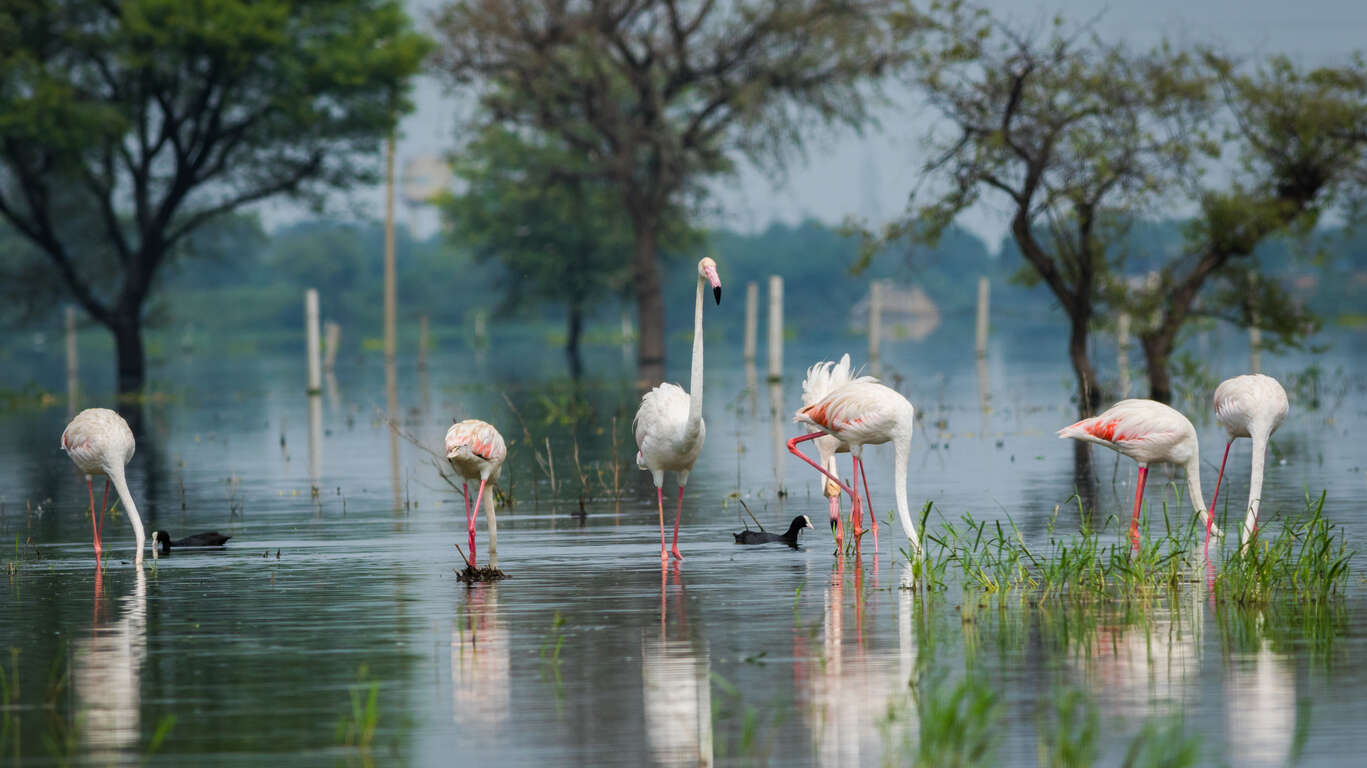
(2, 323, 1366, 766)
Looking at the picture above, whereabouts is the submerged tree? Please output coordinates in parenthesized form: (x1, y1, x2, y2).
(893, 5, 1210, 418)
(0, 0, 429, 394)
(434, 0, 906, 385)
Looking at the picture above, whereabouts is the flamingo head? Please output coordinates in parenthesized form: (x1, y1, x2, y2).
(697, 257, 721, 304)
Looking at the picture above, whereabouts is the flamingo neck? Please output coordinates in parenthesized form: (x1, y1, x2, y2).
(892, 434, 921, 555)
(109, 465, 146, 563)
(685, 275, 705, 439)
(1184, 454, 1208, 526)
(1244, 431, 1269, 544)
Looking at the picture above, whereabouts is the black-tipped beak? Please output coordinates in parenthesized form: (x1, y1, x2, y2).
(830, 519, 838, 534)
(713, 285, 721, 305)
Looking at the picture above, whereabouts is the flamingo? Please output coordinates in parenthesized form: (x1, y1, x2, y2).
(1058, 399, 1221, 546)
(799, 355, 858, 548)
(1209, 374, 1289, 547)
(634, 257, 722, 562)
(787, 378, 922, 556)
(61, 408, 147, 566)
(445, 419, 506, 568)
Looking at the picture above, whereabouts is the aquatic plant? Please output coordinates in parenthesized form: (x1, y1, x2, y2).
(1036, 688, 1099, 768)
(710, 672, 787, 764)
(1214, 491, 1352, 604)
(908, 673, 1000, 768)
(336, 664, 380, 749)
(1120, 716, 1199, 768)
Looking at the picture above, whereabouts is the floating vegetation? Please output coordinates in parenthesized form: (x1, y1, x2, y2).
(455, 564, 508, 584)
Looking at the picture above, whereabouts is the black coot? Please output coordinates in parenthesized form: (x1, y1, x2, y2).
(733, 515, 813, 549)
(152, 530, 231, 554)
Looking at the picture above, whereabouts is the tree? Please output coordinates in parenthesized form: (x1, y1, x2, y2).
(433, 0, 905, 385)
(0, 0, 430, 394)
(1131, 53, 1367, 402)
(440, 125, 641, 376)
(895, 4, 1210, 418)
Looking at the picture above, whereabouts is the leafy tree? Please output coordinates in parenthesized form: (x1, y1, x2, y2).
(441, 126, 639, 377)
(0, 0, 430, 393)
(890, 4, 1210, 418)
(433, 0, 907, 385)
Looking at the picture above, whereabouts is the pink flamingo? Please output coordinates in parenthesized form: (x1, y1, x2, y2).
(1058, 399, 1221, 546)
(445, 419, 506, 568)
(799, 354, 857, 548)
(634, 257, 722, 562)
(61, 408, 147, 566)
(1209, 374, 1289, 547)
(787, 378, 921, 556)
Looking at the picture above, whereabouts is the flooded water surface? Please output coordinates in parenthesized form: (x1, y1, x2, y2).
(3, 326, 1367, 766)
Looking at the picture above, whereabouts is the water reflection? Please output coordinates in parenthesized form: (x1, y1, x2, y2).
(307, 392, 323, 492)
(803, 560, 915, 765)
(1071, 590, 1203, 718)
(641, 632, 712, 766)
(451, 585, 510, 732)
(768, 380, 785, 495)
(74, 566, 147, 759)
(1221, 610, 1297, 767)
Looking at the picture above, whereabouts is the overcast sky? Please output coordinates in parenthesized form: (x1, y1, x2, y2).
(277, 0, 1367, 246)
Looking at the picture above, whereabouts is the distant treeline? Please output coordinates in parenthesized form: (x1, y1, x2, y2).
(3, 214, 1362, 353)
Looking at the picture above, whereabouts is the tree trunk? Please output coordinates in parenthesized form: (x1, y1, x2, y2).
(113, 313, 146, 395)
(631, 219, 665, 388)
(566, 298, 584, 379)
(1140, 333, 1174, 404)
(1067, 312, 1101, 418)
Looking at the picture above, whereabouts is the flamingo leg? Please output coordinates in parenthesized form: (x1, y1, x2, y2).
(858, 457, 877, 554)
(1130, 465, 1149, 550)
(462, 481, 473, 566)
(657, 486, 667, 563)
(99, 479, 109, 539)
(470, 478, 489, 568)
(670, 486, 685, 561)
(1205, 440, 1233, 556)
(849, 455, 865, 543)
(87, 477, 102, 567)
(787, 433, 853, 550)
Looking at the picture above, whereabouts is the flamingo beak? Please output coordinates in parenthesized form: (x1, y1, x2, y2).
(704, 266, 721, 304)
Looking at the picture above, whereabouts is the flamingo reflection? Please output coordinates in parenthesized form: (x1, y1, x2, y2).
(1223, 611, 1296, 767)
(74, 565, 147, 758)
(644, 564, 712, 766)
(1072, 588, 1203, 719)
(451, 585, 510, 731)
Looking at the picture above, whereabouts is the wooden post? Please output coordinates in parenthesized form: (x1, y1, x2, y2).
(1116, 312, 1131, 398)
(323, 321, 340, 372)
(305, 290, 323, 492)
(473, 310, 488, 348)
(743, 281, 758, 362)
(1248, 273, 1261, 373)
(305, 290, 322, 395)
(65, 306, 79, 415)
(974, 276, 990, 358)
(417, 314, 429, 371)
(383, 133, 397, 371)
(767, 275, 783, 382)
(868, 280, 883, 365)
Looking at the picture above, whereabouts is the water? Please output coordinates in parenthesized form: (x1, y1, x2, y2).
(2, 324, 1366, 766)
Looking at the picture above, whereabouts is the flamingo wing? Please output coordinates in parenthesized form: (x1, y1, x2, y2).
(1058, 399, 1192, 462)
(634, 383, 703, 471)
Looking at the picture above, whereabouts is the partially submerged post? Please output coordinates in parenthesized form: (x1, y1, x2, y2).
(65, 306, 79, 415)
(305, 290, 324, 492)
(1116, 312, 1131, 398)
(743, 281, 758, 363)
(767, 275, 783, 382)
(473, 310, 488, 349)
(323, 321, 340, 372)
(974, 276, 990, 358)
(868, 280, 883, 368)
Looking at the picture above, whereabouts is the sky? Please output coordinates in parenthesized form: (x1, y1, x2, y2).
(270, 0, 1367, 246)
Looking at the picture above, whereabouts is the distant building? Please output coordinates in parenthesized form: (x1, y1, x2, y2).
(849, 281, 941, 341)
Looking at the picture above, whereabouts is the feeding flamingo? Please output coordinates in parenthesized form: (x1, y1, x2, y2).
(61, 408, 146, 566)
(634, 257, 722, 562)
(1209, 374, 1289, 547)
(445, 419, 506, 568)
(799, 354, 858, 547)
(788, 378, 921, 556)
(1058, 399, 1221, 546)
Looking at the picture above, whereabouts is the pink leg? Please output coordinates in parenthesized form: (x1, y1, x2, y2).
(87, 478, 102, 568)
(858, 458, 877, 554)
(462, 482, 473, 566)
(657, 486, 667, 563)
(849, 455, 864, 543)
(99, 479, 109, 539)
(670, 486, 685, 561)
(1130, 466, 1149, 551)
(470, 478, 489, 567)
(787, 433, 855, 550)
(1205, 440, 1233, 556)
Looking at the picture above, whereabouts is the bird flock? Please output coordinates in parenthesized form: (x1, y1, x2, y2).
(59, 258, 1290, 567)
